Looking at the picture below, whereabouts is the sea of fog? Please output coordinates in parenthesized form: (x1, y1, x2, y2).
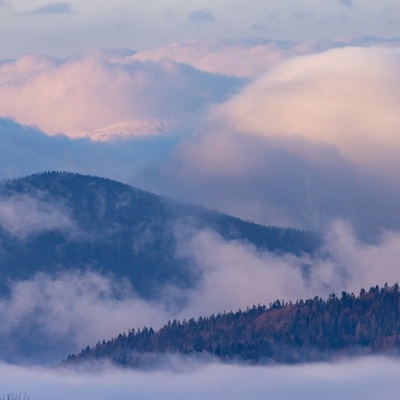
(1, 356, 399, 400)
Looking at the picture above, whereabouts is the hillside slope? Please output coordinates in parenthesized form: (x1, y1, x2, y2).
(66, 284, 400, 366)
(0, 171, 319, 298)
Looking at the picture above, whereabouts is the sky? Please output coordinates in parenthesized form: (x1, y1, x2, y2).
(0, 1, 400, 58)
(1, 0, 400, 398)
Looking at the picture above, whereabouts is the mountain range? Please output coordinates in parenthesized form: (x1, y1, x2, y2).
(0, 171, 319, 299)
(0, 171, 396, 367)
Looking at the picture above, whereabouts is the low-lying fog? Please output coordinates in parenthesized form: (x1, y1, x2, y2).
(1, 356, 398, 400)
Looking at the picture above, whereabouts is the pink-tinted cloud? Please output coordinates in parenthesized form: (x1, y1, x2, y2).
(0, 50, 243, 138)
(128, 39, 316, 78)
(153, 45, 400, 235)
(211, 46, 400, 177)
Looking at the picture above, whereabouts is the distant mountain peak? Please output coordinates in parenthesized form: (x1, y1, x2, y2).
(0, 171, 320, 298)
(86, 118, 187, 142)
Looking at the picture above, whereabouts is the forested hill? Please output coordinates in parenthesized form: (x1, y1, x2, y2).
(0, 171, 319, 298)
(66, 284, 400, 366)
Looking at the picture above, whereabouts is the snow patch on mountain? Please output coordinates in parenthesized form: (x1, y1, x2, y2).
(86, 118, 187, 142)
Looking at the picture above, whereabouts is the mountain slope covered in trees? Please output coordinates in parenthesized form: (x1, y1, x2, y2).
(66, 284, 400, 366)
(0, 171, 319, 298)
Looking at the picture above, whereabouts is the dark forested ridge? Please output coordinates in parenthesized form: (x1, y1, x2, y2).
(66, 284, 400, 366)
(0, 171, 319, 298)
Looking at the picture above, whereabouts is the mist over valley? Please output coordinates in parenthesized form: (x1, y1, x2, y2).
(1, 1, 400, 396)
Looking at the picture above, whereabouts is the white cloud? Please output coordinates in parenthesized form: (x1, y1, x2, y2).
(152, 45, 400, 235)
(319, 220, 400, 291)
(0, 217, 399, 364)
(0, 356, 400, 400)
(211, 46, 400, 178)
(3, 44, 400, 240)
(0, 194, 77, 239)
(174, 221, 400, 319)
(4, 47, 400, 237)
(156, 124, 400, 236)
(0, 50, 243, 137)
(2, 43, 400, 368)
(0, 270, 171, 363)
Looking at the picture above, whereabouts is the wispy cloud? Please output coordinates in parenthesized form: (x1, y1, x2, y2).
(129, 39, 315, 78)
(0, 11, 400, 400)
(1, 217, 400, 364)
(187, 8, 215, 24)
(338, 0, 353, 7)
(0, 194, 78, 239)
(174, 220, 400, 318)
(22, 2, 76, 16)
(0, 270, 170, 364)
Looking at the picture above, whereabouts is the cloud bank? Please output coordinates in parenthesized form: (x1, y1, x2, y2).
(2, 218, 400, 364)
(211, 46, 400, 176)
(0, 50, 243, 137)
(2, 41, 400, 366)
(2, 43, 400, 236)
(152, 45, 400, 237)
(128, 39, 316, 77)
(1, 356, 400, 400)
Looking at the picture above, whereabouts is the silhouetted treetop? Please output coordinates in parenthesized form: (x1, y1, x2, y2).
(66, 283, 400, 366)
